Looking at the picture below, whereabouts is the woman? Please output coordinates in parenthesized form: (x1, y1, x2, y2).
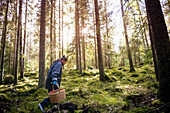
(39, 56, 67, 112)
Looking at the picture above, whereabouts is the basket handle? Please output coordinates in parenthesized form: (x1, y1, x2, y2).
(52, 83, 60, 91)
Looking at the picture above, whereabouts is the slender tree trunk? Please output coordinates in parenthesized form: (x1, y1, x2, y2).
(104, 0, 111, 69)
(23, 0, 27, 75)
(75, 0, 79, 70)
(9, 37, 12, 73)
(13, 0, 18, 75)
(59, 0, 61, 58)
(19, 0, 23, 79)
(50, 0, 53, 65)
(14, 0, 22, 84)
(0, 0, 9, 84)
(145, 0, 170, 103)
(120, 0, 135, 72)
(94, 0, 105, 81)
(81, 5, 86, 70)
(93, 12, 98, 69)
(104, 37, 107, 67)
(53, 0, 56, 60)
(38, 0, 46, 88)
(76, 0, 82, 73)
(62, 0, 64, 57)
(136, 0, 149, 49)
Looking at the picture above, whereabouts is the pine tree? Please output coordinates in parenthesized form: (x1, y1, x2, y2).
(94, 0, 105, 81)
(145, 0, 170, 103)
(38, 0, 46, 88)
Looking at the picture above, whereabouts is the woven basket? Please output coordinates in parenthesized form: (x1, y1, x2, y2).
(49, 85, 66, 103)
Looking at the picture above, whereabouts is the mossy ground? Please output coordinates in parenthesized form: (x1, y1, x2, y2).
(0, 65, 168, 113)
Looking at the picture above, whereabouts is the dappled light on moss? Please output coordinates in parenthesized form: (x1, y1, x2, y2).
(0, 65, 165, 112)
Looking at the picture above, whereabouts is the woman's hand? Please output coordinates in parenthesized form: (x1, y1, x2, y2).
(52, 81, 57, 85)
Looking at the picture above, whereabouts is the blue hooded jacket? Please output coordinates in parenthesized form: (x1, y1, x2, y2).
(45, 59, 63, 91)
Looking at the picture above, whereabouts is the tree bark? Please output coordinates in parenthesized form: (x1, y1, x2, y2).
(94, 0, 105, 81)
(38, 0, 46, 88)
(23, 0, 27, 76)
(75, 0, 79, 70)
(0, 0, 9, 84)
(145, 0, 170, 103)
(76, 0, 82, 73)
(14, 0, 22, 84)
(93, 11, 98, 69)
(120, 0, 135, 72)
(53, 0, 56, 60)
(62, 0, 64, 57)
(50, 0, 53, 65)
(19, 0, 23, 79)
(81, 2, 86, 70)
(104, 0, 111, 69)
(59, 0, 61, 58)
(136, 0, 149, 50)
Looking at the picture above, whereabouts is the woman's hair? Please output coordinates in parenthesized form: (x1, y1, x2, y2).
(61, 55, 67, 61)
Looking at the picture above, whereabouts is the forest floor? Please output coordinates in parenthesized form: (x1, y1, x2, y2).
(0, 64, 169, 113)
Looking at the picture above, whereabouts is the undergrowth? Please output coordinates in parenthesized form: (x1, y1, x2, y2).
(0, 65, 165, 113)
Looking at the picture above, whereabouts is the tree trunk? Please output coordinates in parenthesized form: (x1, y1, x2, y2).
(145, 0, 170, 103)
(53, 0, 56, 60)
(75, 0, 79, 70)
(13, 0, 18, 75)
(75, 0, 82, 73)
(104, 0, 111, 69)
(120, 0, 135, 72)
(9, 37, 12, 73)
(136, 0, 149, 50)
(14, 0, 22, 84)
(149, 25, 158, 80)
(62, 0, 64, 57)
(59, 0, 61, 58)
(50, 0, 53, 65)
(81, 6, 86, 70)
(38, 0, 46, 88)
(23, 0, 27, 76)
(0, 0, 9, 84)
(19, 0, 23, 79)
(93, 12, 98, 69)
(94, 0, 105, 81)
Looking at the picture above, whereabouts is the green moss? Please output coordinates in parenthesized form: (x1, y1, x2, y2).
(24, 72, 37, 77)
(0, 93, 10, 101)
(130, 73, 139, 77)
(152, 99, 161, 106)
(104, 73, 116, 82)
(0, 65, 159, 113)
(4, 74, 14, 84)
(81, 71, 90, 76)
(111, 70, 125, 79)
(140, 70, 147, 74)
(130, 106, 154, 113)
(33, 88, 48, 97)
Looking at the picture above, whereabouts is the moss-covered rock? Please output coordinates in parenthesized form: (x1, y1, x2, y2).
(3, 74, 14, 84)
(24, 72, 37, 77)
(33, 88, 48, 97)
(88, 66, 94, 70)
(0, 93, 10, 101)
(104, 73, 116, 82)
(81, 71, 90, 76)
